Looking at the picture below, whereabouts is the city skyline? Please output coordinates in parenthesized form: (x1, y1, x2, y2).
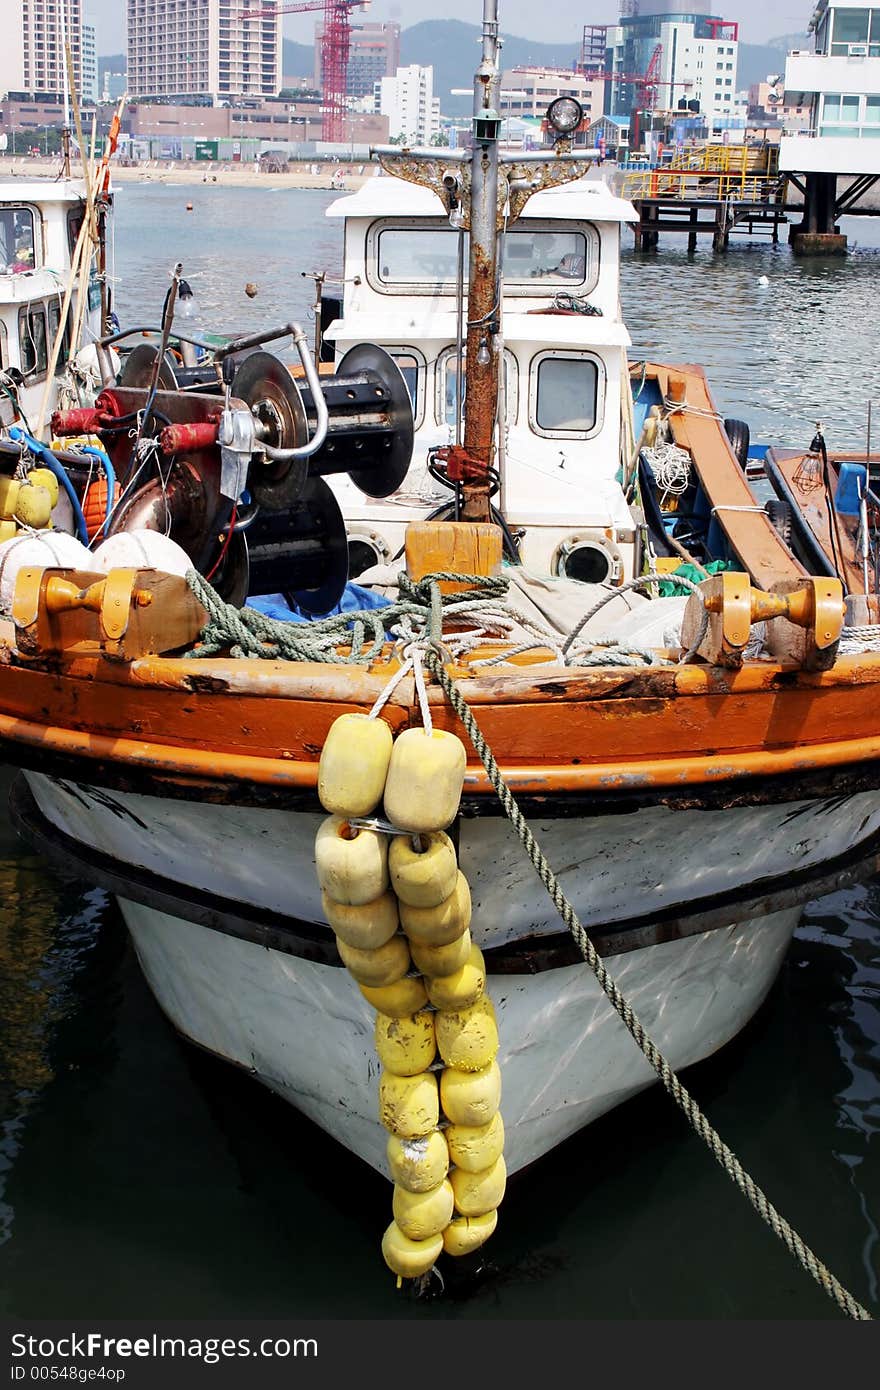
(81, 1, 811, 57)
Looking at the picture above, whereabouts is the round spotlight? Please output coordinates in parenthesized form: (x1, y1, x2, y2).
(546, 96, 584, 136)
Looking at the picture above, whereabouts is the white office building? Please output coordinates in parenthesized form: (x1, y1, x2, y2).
(377, 65, 440, 146)
(781, 1, 880, 173)
(127, 0, 283, 99)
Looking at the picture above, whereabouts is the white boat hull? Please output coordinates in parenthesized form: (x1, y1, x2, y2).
(14, 769, 830, 1176)
(24, 772, 880, 944)
(119, 895, 800, 1176)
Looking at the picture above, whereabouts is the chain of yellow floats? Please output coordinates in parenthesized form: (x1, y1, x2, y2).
(0, 468, 60, 542)
(314, 712, 505, 1283)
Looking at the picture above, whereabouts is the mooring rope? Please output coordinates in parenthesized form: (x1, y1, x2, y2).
(420, 640, 872, 1321)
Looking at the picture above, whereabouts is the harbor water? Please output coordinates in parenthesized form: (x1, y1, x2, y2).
(0, 183, 878, 1321)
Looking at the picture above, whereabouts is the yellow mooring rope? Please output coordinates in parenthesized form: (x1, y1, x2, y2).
(422, 644, 873, 1321)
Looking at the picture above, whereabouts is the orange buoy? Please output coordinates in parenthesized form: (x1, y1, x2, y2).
(81, 478, 121, 540)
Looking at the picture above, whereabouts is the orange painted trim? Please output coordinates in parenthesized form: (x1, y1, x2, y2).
(3, 705, 880, 797)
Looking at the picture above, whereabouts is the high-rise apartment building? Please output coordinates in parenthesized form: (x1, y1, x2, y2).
(127, 0, 282, 100)
(604, 2, 740, 135)
(314, 21, 401, 100)
(0, 0, 83, 102)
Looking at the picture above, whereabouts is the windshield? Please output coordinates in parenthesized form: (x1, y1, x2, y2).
(371, 221, 598, 293)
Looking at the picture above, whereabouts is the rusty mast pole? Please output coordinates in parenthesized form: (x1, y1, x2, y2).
(461, 0, 502, 522)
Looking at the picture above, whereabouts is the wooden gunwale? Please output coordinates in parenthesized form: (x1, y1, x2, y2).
(3, 642, 880, 797)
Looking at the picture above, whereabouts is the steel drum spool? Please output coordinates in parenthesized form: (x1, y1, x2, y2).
(229, 352, 310, 512)
(243, 475, 349, 616)
(303, 343, 414, 498)
(231, 343, 413, 511)
(117, 343, 180, 391)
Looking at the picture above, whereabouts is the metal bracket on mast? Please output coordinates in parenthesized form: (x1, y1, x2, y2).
(372, 147, 597, 230)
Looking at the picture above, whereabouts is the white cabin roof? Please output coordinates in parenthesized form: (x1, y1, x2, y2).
(327, 173, 637, 225)
(0, 178, 88, 206)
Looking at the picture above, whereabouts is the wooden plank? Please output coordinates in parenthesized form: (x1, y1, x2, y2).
(649, 363, 807, 590)
(405, 520, 503, 592)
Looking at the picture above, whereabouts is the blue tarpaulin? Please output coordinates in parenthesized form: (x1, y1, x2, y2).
(245, 582, 392, 625)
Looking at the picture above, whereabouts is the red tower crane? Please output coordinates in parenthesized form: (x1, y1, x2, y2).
(242, 0, 369, 143)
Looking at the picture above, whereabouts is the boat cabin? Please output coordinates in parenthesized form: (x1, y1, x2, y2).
(323, 174, 639, 585)
(0, 179, 105, 430)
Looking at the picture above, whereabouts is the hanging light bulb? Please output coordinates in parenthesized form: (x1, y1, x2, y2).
(476, 336, 491, 367)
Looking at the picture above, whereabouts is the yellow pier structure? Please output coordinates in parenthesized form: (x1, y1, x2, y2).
(616, 144, 789, 251)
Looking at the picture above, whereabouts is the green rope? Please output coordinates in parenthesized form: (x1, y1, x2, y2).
(184, 569, 508, 663)
(422, 641, 873, 1322)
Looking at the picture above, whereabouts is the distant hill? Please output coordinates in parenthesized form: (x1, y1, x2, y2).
(401, 20, 580, 113)
(98, 53, 125, 78)
(738, 33, 810, 89)
(281, 39, 316, 84)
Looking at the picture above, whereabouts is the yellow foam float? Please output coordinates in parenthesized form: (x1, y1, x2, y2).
(439, 1059, 502, 1127)
(426, 943, 486, 1012)
(360, 974, 429, 1018)
(435, 996, 499, 1072)
(381, 1222, 444, 1280)
(374, 1009, 437, 1077)
(14, 483, 53, 530)
(334, 932, 411, 987)
(386, 1131, 450, 1193)
(398, 871, 471, 946)
(378, 1069, 439, 1138)
(26, 467, 60, 507)
(410, 927, 472, 979)
(450, 1156, 507, 1217)
(383, 728, 467, 832)
(446, 1112, 505, 1173)
(321, 889, 399, 950)
(392, 1179, 455, 1240)
(389, 830, 458, 907)
(314, 814, 389, 905)
(441, 1211, 498, 1257)
(318, 712, 393, 817)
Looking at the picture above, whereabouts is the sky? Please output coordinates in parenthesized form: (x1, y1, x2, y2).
(83, 1, 814, 57)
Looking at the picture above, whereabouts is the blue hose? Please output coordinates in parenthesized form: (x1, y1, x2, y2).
(8, 427, 90, 545)
(81, 445, 116, 538)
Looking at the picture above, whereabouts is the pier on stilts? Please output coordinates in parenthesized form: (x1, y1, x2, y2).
(617, 144, 789, 251)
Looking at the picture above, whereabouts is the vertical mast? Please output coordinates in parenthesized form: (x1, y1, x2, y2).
(460, 0, 502, 522)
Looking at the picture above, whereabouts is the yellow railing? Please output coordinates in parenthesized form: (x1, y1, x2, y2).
(618, 169, 787, 204)
(662, 144, 780, 176)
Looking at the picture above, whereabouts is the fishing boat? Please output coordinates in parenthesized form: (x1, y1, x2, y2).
(1, 2, 880, 1287)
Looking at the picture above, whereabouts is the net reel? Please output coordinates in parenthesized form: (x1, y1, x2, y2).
(231, 343, 413, 510)
(50, 341, 414, 617)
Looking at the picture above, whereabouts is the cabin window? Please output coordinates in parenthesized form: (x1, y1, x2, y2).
(529, 351, 603, 438)
(436, 347, 518, 429)
(367, 218, 600, 296)
(0, 207, 36, 274)
(67, 204, 86, 257)
(47, 297, 71, 370)
(18, 305, 48, 380)
(386, 346, 426, 429)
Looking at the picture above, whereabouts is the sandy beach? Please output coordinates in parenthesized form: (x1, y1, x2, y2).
(0, 153, 374, 192)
